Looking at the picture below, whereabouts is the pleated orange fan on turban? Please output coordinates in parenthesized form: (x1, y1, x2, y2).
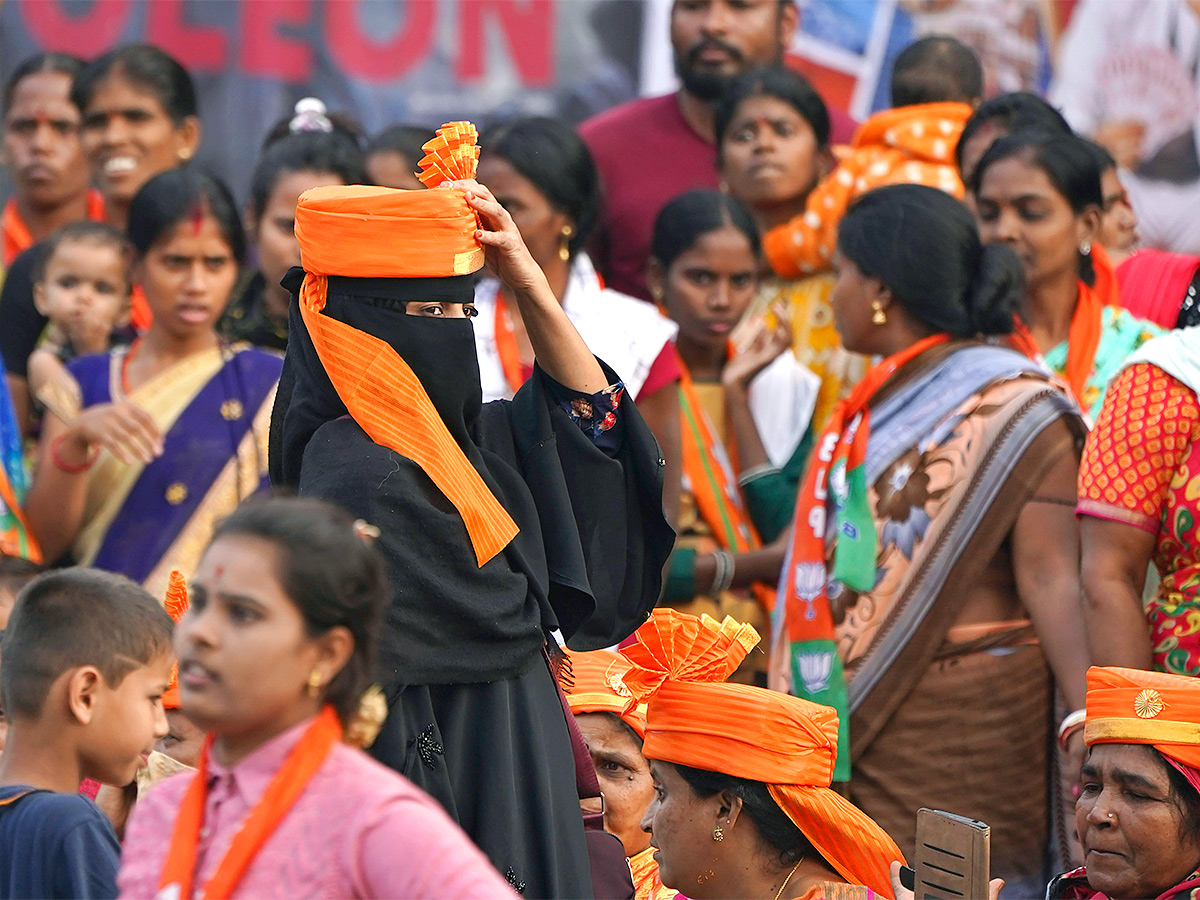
(622, 608, 905, 898)
(564, 649, 647, 737)
(1084, 666, 1200, 770)
(292, 121, 519, 566)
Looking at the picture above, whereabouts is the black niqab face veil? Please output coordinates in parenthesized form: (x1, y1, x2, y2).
(274, 267, 485, 484)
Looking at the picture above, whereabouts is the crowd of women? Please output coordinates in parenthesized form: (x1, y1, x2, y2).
(1, 26, 1199, 900)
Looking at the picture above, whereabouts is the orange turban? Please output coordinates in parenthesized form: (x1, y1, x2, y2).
(291, 122, 518, 566)
(623, 609, 904, 898)
(564, 649, 647, 738)
(1085, 666, 1200, 770)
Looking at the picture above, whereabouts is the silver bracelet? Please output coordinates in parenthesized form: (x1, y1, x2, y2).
(710, 549, 735, 595)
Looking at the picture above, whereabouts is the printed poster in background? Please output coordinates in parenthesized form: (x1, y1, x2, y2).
(790, 0, 1055, 120)
(1051, 0, 1200, 255)
(0, 0, 646, 205)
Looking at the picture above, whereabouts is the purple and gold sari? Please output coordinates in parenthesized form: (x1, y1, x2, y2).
(65, 344, 280, 597)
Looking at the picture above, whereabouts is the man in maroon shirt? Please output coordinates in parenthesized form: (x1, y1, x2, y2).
(580, 0, 855, 301)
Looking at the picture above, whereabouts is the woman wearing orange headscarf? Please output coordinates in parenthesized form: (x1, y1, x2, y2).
(625, 609, 903, 900)
(1046, 666, 1200, 900)
(272, 123, 674, 899)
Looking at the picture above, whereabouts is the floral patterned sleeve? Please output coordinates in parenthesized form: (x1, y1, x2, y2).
(1078, 362, 1200, 533)
(545, 380, 627, 457)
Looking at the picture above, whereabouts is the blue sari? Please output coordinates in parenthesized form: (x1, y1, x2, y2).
(66, 344, 280, 596)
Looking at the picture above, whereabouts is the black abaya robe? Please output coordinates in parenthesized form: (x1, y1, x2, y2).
(272, 272, 673, 898)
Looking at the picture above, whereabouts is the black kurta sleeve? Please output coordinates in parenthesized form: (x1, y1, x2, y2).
(490, 361, 675, 649)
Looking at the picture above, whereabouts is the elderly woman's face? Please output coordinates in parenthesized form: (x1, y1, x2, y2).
(1077, 744, 1200, 900)
(576, 712, 655, 858)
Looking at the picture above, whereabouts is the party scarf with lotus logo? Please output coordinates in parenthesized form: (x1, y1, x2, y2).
(780, 333, 949, 779)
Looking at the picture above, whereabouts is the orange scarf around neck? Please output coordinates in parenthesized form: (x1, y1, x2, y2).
(158, 706, 342, 900)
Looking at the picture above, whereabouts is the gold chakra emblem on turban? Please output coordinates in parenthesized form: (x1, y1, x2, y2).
(606, 664, 632, 698)
(1134, 688, 1164, 719)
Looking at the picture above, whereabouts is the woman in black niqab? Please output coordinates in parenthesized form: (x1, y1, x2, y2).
(271, 179, 674, 898)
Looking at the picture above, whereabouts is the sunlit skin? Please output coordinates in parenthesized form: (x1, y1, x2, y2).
(828, 248, 934, 359)
(33, 239, 130, 355)
(720, 94, 829, 230)
(249, 168, 346, 327)
(1076, 744, 1200, 900)
(2, 70, 92, 237)
(176, 535, 352, 768)
(476, 155, 573, 301)
(641, 759, 840, 899)
(649, 224, 758, 381)
(575, 712, 655, 857)
(973, 155, 1098, 352)
(80, 74, 199, 227)
(366, 150, 424, 191)
(641, 760, 726, 895)
(85, 655, 173, 786)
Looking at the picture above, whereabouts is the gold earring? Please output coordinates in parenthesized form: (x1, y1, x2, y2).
(871, 300, 887, 326)
(713, 825, 724, 842)
(650, 285, 664, 303)
(178, 147, 193, 162)
(559, 226, 573, 262)
(307, 669, 323, 698)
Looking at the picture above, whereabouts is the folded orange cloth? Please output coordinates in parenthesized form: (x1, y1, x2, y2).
(564, 649, 647, 737)
(1085, 665, 1200, 769)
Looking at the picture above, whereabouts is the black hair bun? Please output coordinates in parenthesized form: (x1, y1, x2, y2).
(968, 244, 1023, 336)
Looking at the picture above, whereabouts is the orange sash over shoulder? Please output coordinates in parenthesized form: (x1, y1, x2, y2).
(292, 123, 518, 566)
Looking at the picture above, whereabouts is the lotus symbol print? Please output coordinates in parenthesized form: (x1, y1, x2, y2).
(798, 651, 833, 694)
(793, 562, 825, 619)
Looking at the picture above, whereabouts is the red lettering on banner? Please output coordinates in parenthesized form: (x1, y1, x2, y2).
(147, 0, 229, 71)
(242, 0, 314, 82)
(326, 1, 437, 82)
(457, 0, 554, 86)
(18, 0, 132, 57)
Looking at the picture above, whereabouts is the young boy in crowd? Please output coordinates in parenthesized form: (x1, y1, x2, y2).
(26, 222, 134, 424)
(0, 568, 173, 899)
(0, 556, 44, 755)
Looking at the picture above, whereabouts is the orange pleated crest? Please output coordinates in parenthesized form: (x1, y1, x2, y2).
(564, 649, 647, 737)
(620, 608, 759, 702)
(1084, 665, 1200, 769)
(298, 275, 519, 566)
(417, 121, 481, 187)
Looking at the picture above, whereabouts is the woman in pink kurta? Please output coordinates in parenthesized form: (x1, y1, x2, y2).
(117, 497, 514, 899)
